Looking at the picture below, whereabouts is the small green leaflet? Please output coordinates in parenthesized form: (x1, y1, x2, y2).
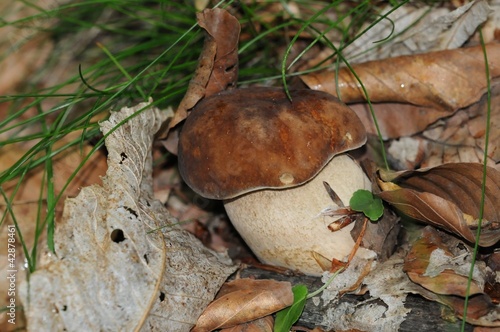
(274, 285, 308, 332)
(349, 189, 384, 221)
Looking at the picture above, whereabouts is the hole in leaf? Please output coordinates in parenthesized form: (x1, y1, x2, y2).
(110, 229, 125, 243)
(119, 152, 128, 164)
(159, 292, 165, 302)
(124, 206, 138, 218)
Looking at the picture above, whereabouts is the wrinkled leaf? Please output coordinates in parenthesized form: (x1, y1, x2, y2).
(377, 162, 500, 247)
(193, 279, 293, 332)
(274, 285, 308, 332)
(404, 227, 486, 296)
(19, 101, 236, 331)
(349, 189, 384, 221)
(302, 44, 500, 139)
(320, 254, 410, 331)
(342, 1, 491, 64)
(386, 83, 500, 169)
(303, 43, 500, 110)
(422, 84, 500, 166)
(220, 316, 274, 332)
(167, 8, 240, 132)
(403, 227, 500, 327)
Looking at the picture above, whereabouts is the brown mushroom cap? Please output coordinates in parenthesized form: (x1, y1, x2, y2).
(178, 87, 367, 199)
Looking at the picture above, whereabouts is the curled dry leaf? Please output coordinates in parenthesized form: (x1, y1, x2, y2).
(192, 278, 293, 332)
(20, 101, 236, 331)
(167, 8, 240, 132)
(377, 162, 500, 247)
(302, 44, 500, 139)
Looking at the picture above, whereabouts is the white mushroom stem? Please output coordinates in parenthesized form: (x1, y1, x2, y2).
(223, 154, 376, 276)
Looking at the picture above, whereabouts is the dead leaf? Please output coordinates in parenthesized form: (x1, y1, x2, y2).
(342, 1, 491, 63)
(404, 227, 487, 296)
(350, 102, 452, 139)
(422, 83, 500, 166)
(192, 278, 293, 332)
(319, 254, 410, 332)
(385, 82, 500, 169)
(220, 316, 273, 332)
(434, 0, 492, 50)
(377, 162, 500, 247)
(19, 101, 236, 331)
(304, 43, 500, 110)
(302, 44, 500, 139)
(0, 130, 108, 330)
(166, 8, 240, 132)
(403, 227, 500, 327)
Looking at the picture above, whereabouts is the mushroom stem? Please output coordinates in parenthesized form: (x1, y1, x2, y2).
(223, 154, 376, 276)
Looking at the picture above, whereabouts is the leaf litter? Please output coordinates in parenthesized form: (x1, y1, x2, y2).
(11, 1, 500, 331)
(192, 278, 293, 332)
(19, 101, 236, 331)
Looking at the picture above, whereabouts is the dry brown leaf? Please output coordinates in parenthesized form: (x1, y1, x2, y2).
(402, 227, 500, 327)
(351, 102, 451, 139)
(167, 8, 240, 132)
(440, 293, 500, 327)
(220, 316, 274, 332)
(192, 278, 293, 332)
(386, 83, 500, 169)
(377, 162, 500, 247)
(422, 83, 500, 166)
(19, 101, 236, 331)
(302, 44, 500, 139)
(303, 43, 500, 109)
(404, 227, 486, 296)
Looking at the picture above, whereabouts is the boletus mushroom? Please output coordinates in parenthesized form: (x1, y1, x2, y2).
(178, 87, 375, 276)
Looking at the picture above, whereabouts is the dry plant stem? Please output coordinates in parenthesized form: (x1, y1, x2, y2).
(330, 216, 369, 273)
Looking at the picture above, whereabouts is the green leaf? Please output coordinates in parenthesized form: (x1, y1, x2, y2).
(349, 189, 384, 221)
(274, 285, 308, 332)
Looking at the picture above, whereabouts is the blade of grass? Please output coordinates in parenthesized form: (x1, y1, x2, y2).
(461, 28, 491, 331)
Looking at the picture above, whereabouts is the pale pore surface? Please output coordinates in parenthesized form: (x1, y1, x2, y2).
(224, 154, 374, 276)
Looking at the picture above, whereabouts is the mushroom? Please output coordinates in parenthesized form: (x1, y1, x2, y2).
(178, 87, 375, 276)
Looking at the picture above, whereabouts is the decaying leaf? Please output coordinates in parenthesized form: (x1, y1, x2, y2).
(403, 227, 500, 327)
(303, 43, 500, 110)
(342, 1, 491, 63)
(302, 43, 500, 139)
(220, 316, 273, 332)
(377, 162, 500, 247)
(422, 83, 500, 166)
(404, 227, 488, 296)
(192, 278, 293, 332)
(319, 254, 411, 332)
(167, 8, 240, 132)
(20, 101, 236, 331)
(386, 82, 500, 169)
